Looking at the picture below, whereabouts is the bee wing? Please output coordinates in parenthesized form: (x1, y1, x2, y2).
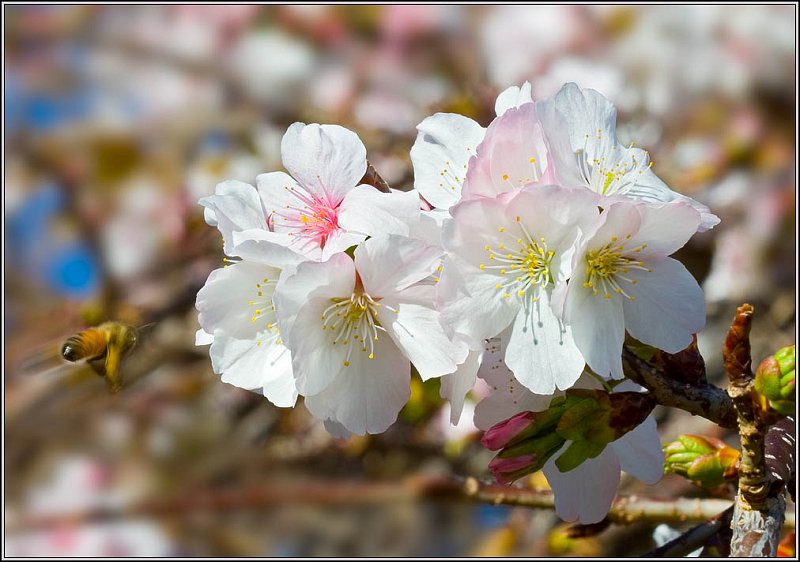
(11, 342, 72, 378)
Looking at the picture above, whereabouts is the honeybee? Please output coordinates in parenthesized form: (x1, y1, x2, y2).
(60, 321, 141, 393)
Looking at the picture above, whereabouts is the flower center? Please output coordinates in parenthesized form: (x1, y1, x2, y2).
(270, 185, 342, 250)
(479, 216, 555, 300)
(321, 292, 397, 366)
(575, 132, 651, 196)
(247, 276, 282, 346)
(583, 235, 652, 300)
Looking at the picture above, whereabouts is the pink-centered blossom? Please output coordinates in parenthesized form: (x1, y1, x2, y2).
(200, 122, 420, 260)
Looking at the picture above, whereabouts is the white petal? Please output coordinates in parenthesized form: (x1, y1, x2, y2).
(378, 284, 468, 380)
(610, 416, 665, 485)
(622, 258, 705, 353)
(255, 171, 305, 226)
(259, 344, 298, 407)
(494, 81, 533, 116)
(195, 329, 214, 346)
(338, 186, 421, 245)
(281, 122, 367, 205)
(473, 356, 553, 430)
(436, 256, 520, 346)
(625, 170, 719, 232)
(323, 419, 353, 439)
(196, 262, 281, 338)
(439, 351, 480, 424)
(230, 229, 307, 269)
(209, 330, 297, 407)
(410, 113, 486, 210)
(505, 291, 585, 394)
(273, 253, 355, 343)
(355, 234, 442, 297)
(304, 336, 410, 435)
(544, 445, 621, 524)
(628, 201, 701, 260)
(564, 280, 625, 379)
(198, 180, 267, 255)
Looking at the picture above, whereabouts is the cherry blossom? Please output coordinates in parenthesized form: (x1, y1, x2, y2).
(195, 237, 303, 408)
(537, 82, 720, 231)
(438, 185, 598, 394)
(200, 122, 421, 260)
(273, 235, 469, 435)
(554, 199, 706, 379)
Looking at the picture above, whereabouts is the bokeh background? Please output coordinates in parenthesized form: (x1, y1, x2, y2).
(3, 5, 796, 557)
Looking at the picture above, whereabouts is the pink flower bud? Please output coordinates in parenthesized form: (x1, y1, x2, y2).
(480, 411, 537, 450)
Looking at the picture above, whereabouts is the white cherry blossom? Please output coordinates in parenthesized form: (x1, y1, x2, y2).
(195, 237, 304, 408)
(537, 82, 720, 231)
(273, 235, 469, 435)
(438, 185, 598, 394)
(554, 199, 706, 379)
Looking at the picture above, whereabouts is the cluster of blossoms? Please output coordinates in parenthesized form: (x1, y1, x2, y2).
(196, 82, 719, 522)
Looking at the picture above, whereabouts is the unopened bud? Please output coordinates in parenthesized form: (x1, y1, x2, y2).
(664, 434, 739, 488)
(754, 345, 795, 416)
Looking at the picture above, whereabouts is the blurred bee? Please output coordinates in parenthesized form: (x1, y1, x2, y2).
(60, 321, 141, 393)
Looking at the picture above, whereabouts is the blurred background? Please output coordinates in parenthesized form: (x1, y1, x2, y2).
(3, 5, 796, 557)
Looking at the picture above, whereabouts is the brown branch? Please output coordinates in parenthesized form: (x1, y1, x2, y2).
(6, 475, 794, 535)
(724, 304, 786, 556)
(621, 347, 738, 428)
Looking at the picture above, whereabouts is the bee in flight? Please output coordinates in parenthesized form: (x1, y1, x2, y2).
(60, 321, 143, 393)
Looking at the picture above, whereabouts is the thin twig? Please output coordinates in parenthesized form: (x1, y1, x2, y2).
(6, 475, 795, 535)
(641, 506, 733, 557)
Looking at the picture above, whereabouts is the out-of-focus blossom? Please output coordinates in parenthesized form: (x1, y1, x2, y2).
(227, 30, 317, 107)
(481, 6, 589, 87)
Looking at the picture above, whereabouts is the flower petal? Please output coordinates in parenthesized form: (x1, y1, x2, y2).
(628, 201, 701, 260)
(610, 416, 665, 485)
(410, 112, 486, 210)
(378, 284, 468, 380)
(564, 277, 625, 379)
(337, 186, 421, 247)
(544, 444, 621, 524)
(436, 255, 520, 345)
(462, 103, 548, 200)
(281, 122, 367, 205)
(622, 169, 719, 232)
(355, 234, 442, 297)
(273, 253, 356, 343)
(209, 329, 297, 407)
(622, 258, 706, 353)
(439, 350, 481, 424)
(196, 261, 281, 339)
(505, 291, 585, 394)
(230, 229, 307, 269)
(199, 180, 267, 255)
(494, 81, 533, 116)
(304, 335, 410, 435)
